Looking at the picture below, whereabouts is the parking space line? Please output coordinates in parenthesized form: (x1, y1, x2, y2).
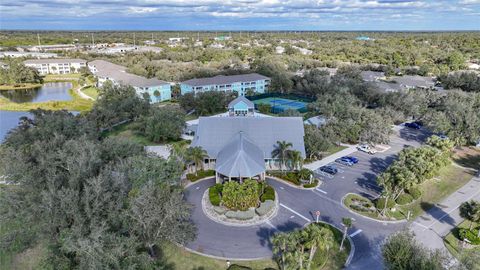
(265, 220, 279, 231)
(349, 229, 362, 237)
(315, 187, 327, 194)
(279, 203, 311, 223)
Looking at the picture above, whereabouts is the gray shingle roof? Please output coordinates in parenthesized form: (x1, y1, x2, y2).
(215, 132, 266, 178)
(23, 58, 86, 64)
(192, 116, 306, 159)
(228, 96, 254, 109)
(88, 60, 169, 87)
(181, 73, 270, 87)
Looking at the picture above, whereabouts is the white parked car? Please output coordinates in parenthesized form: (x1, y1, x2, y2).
(357, 144, 377, 155)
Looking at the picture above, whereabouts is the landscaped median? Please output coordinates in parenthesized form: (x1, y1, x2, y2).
(268, 168, 319, 189)
(203, 179, 278, 225)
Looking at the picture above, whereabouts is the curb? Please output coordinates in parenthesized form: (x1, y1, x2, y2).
(201, 188, 280, 227)
(179, 243, 272, 261)
(341, 193, 408, 224)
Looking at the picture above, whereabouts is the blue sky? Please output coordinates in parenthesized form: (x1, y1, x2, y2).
(1, 0, 479, 30)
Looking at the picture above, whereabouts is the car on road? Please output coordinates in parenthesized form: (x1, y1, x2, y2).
(405, 122, 421, 129)
(357, 144, 377, 155)
(335, 157, 354, 166)
(319, 165, 338, 175)
(344, 156, 359, 164)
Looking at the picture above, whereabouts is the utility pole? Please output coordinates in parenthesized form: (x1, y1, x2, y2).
(37, 33, 41, 46)
(91, 33, 95, 47)
(133, 33, 136, 46)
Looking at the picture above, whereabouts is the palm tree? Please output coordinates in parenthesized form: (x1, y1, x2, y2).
(271, 140, 293, 173)
(460, 200, 480, 231)
(289, 150, 303, 171)
(272, 232, 296, 270)
(170, 142, 188, 164)
(303, 224, 335, 270)
(298, 168, 313, 184)
(186, 146, 208, 175)
(340, 217, 353, 251)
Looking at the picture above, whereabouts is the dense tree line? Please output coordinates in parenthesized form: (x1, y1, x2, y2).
(178, 91, 236, 116)
(0, 86, 196, 269)
(439, 71, 480, 92)
(0, 58, 43, 85)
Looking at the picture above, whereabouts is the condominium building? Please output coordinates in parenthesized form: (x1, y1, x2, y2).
(23, 58, 87, 75)
(88, 60, 171, 103)
(180, 73, 271, 96)
(0, 51, 58, 58)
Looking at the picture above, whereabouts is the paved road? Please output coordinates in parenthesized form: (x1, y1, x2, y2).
(184, 126, 437, 269)
(410, 174, 480, 251)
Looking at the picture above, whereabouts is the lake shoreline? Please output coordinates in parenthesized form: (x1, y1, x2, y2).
(0, 83, 43, 91)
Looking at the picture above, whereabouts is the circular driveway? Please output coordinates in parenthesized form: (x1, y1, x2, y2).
(184, 127, 427, 268)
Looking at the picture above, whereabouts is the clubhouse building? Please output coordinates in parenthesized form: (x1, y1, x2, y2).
(180, 73, 271, 96)
(88, 60, 171, 103)
(191, 96, 305, 183)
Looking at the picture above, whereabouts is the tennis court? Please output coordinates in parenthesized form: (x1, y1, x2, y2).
(252, 97, 308, 113)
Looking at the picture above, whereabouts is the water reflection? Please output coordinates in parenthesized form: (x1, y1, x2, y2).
(0, 82, 73, 103)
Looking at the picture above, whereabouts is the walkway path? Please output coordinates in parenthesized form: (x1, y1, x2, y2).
(410, 174, 480, 251)
(76, 85, 95, 100)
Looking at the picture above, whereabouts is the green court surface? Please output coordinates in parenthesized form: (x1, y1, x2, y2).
(252, 97, 307, 113)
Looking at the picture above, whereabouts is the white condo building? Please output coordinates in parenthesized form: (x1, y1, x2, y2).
(23, 59, 87, 75)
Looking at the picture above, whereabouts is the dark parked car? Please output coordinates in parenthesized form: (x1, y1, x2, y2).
(405, 122, 421, 129)
(319, 165, 338, 175)
(335, 157, 354, 166)
(413, 121, 423, 126)
(344, 156, 359, 164)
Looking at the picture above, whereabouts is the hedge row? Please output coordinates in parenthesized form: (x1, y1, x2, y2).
(209, 184, 223, 206)
(186, 169, 215, 182)
(303, 180, 318, 188)
(269, 171, 301, 185)
(260, 186, 275, 202)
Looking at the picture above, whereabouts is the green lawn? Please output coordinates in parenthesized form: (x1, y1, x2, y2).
(395, 164, 475, 220)
(103, 122, 159, 146)
(344, 164, 475, 221)
(81, 86, 99, 99)
(161, 242, 277, 270)
(326, 145, 348, 156)
(444, 220, 480, 259)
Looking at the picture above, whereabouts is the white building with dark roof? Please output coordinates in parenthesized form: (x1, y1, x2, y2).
(180, 73, 270, 96)
(192, 97, 305, 182)
(23, 58, 87, 75)
(88, 60, 171, 103)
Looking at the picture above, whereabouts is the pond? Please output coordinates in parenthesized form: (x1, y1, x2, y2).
(0, 82, 73, 103)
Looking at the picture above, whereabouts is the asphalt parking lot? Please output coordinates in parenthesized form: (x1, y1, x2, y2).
(314, 126, 430, 202)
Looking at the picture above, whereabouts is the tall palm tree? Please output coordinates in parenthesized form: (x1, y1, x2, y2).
(170, 142, 188, 164)
(271, 140, 293, 173)
(304, 225, 335, 270)
(289, 150, 303, 171)
(186, 146, 208, 175)
(340, 217, 353, 251)
(272, 232, 295, 270)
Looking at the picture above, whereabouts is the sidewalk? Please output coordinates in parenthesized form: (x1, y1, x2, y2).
(304, 144, 358, 171)
(410, 175, 480, 251)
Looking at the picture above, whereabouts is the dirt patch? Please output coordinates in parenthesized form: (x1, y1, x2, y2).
(453, 146, 480, 170)
(12, 243, 46, 270)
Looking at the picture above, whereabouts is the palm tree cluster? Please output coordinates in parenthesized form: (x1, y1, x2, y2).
(170, 144, 208, 175)
(272, 223, 335, 270)
(271, 140, 304, 172)
(460, 200, 480, 235)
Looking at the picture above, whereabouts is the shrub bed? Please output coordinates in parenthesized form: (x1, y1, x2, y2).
(209, 184, 223, 206)
(396, 194, 414, 205)
(269, 171, 301, 185)
(260, 186, 275, 202)
(459, 228, 480, 245)
(225, 208, 255, 220)
(376, 197, 396, 209)
(186, 169, 215, 182)
(303, 180, 318, 188)
(407, 187, 422, 200)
